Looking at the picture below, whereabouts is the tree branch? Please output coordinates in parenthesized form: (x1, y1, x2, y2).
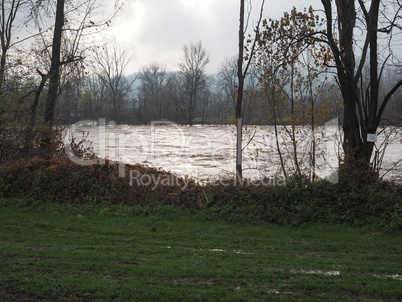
(376, 79, 402, 127)
(243, 0, 265, 77)
(60, 55, 84, 66)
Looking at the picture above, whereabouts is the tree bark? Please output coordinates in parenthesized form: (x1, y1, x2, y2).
(236, 0, 264, 181)
(362, 0, 380, 162)
(322, 0, 402, 168)
(43, 0, 65, 129)
(236, 0, 245, 180)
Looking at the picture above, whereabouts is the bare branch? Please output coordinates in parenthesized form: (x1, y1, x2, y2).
(376, 79, 402, 127)
(243, 0, 265, 77)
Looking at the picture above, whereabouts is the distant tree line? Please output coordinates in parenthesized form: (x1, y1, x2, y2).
(55, 46, 401, 128)
(55, 40, 346, 126)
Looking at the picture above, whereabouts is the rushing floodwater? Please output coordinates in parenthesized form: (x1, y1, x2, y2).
(65, 120, 402, 183)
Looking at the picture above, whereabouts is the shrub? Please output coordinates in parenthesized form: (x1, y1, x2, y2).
(0, 157, 400, 231)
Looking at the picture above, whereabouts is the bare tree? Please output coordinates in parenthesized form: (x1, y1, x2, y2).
(236, 0, 265, 180)
(218, 56, 238, 115)
(207, 90, 231, 124)
(178, 40, 210, 126)
(0, 0, 20, 93)
(320, 0, 402, 168)
(165, 72, 186, 123)
(138, 63, 167, 121)
(0, 0, 39, 94)
(24, 0, 125, 150)
(93, 41, 137, 122)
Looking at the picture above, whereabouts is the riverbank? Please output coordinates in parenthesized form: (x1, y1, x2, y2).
(1, 157, 401, 231)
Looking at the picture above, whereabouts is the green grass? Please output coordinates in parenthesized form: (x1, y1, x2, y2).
(0, 198, 401, 301)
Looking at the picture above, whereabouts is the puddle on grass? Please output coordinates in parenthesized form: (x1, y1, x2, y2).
(161, 246, 251, 255)
(208, 248, 225, 253)
(373, 274, 402, 281)
(290, 269, 341, 276)
(266, 289, 294, 295)
(208, 248, 250, 254)
(161, 246, 401, 281)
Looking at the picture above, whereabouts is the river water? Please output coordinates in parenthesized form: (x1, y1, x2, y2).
(65, 120, 402, 184)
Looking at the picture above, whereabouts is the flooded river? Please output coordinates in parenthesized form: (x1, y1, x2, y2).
(65, 120, 402, 183)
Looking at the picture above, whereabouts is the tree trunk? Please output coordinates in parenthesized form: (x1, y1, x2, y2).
(43, 0, 65, 146)
(272, 86, 287, 180)
(361, 0, 380, 162)
(236, 0, 245, 180)
(22, 70, 47, 156)
(188, 92, 196, 126)
(0, 52, 6, 94)
(334, 0, 363, 161)
(188, 108, 193, 126)
(322, 0, 402, 170)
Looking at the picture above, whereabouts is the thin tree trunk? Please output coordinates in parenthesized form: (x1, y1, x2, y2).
(290, 64, 301, 178)
(236, 0, 264, 181)
(0, 53, 6, 94)
(236, 0, 245, 181)
(272, 87, 287, 180)
(310, 91, 316, 181)
(22, 71, 47, 156)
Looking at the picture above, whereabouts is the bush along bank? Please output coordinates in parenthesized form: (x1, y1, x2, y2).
(0, 157, 401, 231)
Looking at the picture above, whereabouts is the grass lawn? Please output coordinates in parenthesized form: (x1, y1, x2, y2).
(0, 198, 401, 301)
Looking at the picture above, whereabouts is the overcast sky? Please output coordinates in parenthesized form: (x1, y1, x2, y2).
(108, 0, 322, 75)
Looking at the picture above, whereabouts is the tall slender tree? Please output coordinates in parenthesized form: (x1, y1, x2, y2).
(236, 0, 265, 180)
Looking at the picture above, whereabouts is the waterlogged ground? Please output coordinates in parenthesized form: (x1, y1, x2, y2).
(1, 200, 401, 301)
(65, 120, 402, 183)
